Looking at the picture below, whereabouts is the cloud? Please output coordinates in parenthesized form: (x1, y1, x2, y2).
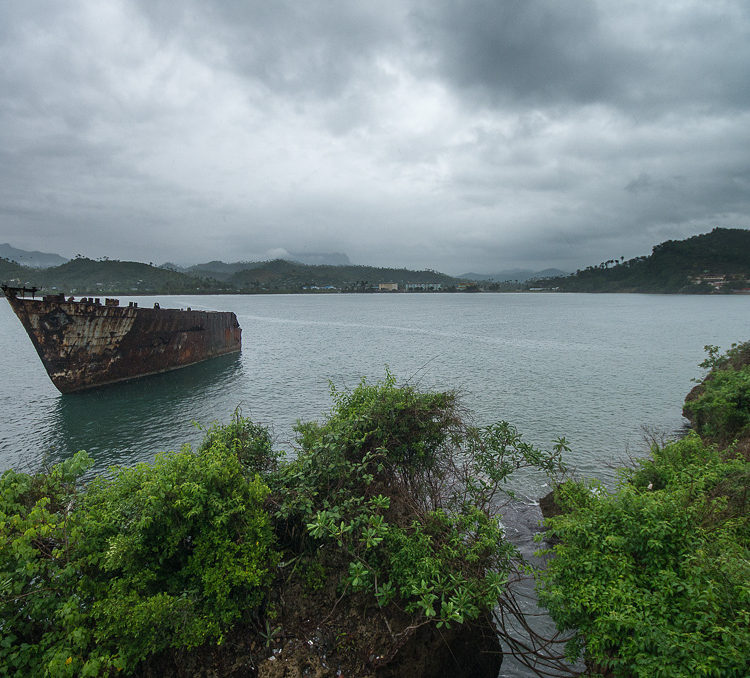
(0, 1, 748, 273)
(413, 0, 750, 115)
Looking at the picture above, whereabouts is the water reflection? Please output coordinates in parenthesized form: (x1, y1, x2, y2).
(44, 353, 244, 471)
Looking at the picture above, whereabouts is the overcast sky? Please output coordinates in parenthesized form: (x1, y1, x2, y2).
(1, 1, 748, 274)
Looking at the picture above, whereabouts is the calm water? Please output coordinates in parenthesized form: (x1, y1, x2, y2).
(1, 292, 748, 493)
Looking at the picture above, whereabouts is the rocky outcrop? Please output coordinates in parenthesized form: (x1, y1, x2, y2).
(257, 616, 502, 678)
(539, 490, 563, 521)
(255, 563, 503, 678)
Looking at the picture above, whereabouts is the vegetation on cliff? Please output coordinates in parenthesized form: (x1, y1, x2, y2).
(0, 375, 568, 677)
(540, 227, 750, 293)
(538, 343, 750, 677)
(683, 341, 750, 446)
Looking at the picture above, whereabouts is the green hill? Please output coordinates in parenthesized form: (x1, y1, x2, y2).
(0, 257, 29, 283)
(186, 261, 267, 281)
(2, 257, 462, 295)
(545, 228, 750, 293)
(1, 258, 225, 295)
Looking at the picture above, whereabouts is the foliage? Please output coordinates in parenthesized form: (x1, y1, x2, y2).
(541, 227, 750, 293)
(684, 341, 750, 443)
(0, 442, 276, 676)
(1, 374, 569, 675)
(272, 372, 566, 628)
(538, 433, 750, 677)
(197, 407, 280, 477)
(0, 451, 93, 677)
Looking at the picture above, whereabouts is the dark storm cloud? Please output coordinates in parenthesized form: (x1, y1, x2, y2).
(0, 1, 748, 273)
(414, 0, 750, 114)
(413, 1, 625, 106)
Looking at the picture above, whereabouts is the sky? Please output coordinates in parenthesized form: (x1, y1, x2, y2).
(1, 1, 749, 275)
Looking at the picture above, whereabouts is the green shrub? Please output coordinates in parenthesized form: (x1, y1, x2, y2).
(684, 342, 750, 443)
(0, 442, 277, 676)
(684, 367, 750, 442)
(197, 408, 280, 477)
(273, 373, 566, 629)
(538, 433, 750, 677)
(78, 442, 277, 670)
(1, 375, 568, 675)
(0, 451, 93, 677)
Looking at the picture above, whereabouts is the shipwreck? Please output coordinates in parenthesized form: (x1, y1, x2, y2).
(2, 285, 242, 393)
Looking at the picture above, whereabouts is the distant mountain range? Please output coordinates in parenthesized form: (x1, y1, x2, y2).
(223, 259, 458, 290)
(0, 243, 69, 268)
(161, 261, 265, 281)
(3, 229, 748, 295)
(461, 268, 568, 282)
(162, 251, 353, 280)
(0, 257, 224, 295)
(0, 255, 464, 295)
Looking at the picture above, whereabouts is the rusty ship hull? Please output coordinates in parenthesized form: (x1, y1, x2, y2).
(2, 287, 241, 393)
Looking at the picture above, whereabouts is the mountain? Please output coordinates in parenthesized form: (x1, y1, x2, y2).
(545, 227, 750, 293)
(184, 261, 266, 281)
(0, 244, 68, 268)
(2, 258, 225, 295)
(163, 253, 354, 281)
(461, 268, 568, 282)
(2, 257, 461, 294)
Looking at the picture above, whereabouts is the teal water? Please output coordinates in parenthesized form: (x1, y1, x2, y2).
(1, 293, 748, 497)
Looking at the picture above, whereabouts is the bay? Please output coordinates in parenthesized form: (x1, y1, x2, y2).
(1, 292, 748, 495)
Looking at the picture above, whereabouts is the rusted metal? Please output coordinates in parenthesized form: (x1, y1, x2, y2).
(2, 285, 241, 393)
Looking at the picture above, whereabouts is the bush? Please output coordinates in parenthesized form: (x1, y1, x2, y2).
(0, 442, 277, 676)
(197, 407, 280, 477)
(79, 442, 277, 669)
(538, 433, 750, 677)
(684, 342, 750, 443)
(273, 373, 566, 628)
(0, 451, 93, 677)
(1, 375, 569, 675)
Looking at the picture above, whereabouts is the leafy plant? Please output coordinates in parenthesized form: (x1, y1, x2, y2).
(1, 375, 570, 675)
(0, 451, 93, 677)
(271, 373, 566, 630)
(538, 433, 750, 677)
(197, 407, 280, 476)
(78, 441, 277, 670)
(0, 441, 277, 676)
(684, 341, 750, 443)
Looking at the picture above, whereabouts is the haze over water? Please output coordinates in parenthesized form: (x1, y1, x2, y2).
(1, 292, 748, 497)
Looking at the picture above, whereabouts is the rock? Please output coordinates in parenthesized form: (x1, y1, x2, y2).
(255, 590, 503, 678)
(375, 615, 502, 678)
(539, 490, 562, 520)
